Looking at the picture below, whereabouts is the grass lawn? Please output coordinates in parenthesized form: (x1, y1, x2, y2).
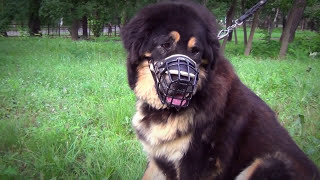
(0, 30, 319, 179)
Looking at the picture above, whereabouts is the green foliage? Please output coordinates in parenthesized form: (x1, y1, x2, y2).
(40, 0, 92, 25)
(89, 19, 103, 37)
(86, 0, 115, 37)
(304, 1, 320, 31)
(0, 0, 28, 33)
(224, 28, 320, 60)
(209, 1, 229, 21)
(39, 0, 66, 24)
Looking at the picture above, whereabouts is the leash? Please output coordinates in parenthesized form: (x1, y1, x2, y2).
(217, 0, 268, 40)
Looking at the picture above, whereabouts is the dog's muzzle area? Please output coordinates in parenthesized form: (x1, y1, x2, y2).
(149, 54, 199, 110)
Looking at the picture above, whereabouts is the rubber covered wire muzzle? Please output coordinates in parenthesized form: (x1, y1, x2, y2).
(149, 54, 199, 110)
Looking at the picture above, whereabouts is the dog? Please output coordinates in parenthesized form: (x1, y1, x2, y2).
(121, 1, 320, 179)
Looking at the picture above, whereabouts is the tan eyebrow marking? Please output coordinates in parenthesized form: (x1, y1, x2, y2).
(188, 37, 196, 49)
(170, 31, 180, 43)
(144, 52, 152, 57)
(201, 59, 208, 65)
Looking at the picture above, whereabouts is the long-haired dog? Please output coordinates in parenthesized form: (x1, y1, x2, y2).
(121, 1, 320, 179)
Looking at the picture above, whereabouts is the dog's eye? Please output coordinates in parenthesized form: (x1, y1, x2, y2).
(161, 42, 171, 49)
(191, 47, 200, 54)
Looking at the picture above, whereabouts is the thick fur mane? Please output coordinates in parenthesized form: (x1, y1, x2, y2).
(121, 1, 320, 180)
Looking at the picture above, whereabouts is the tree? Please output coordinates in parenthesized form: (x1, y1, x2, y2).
(0, 0, 29, 36)
(234, 27, 238, 44)
(244, 10, 259, 56)
(267, 7, 279, 42)
(279, 0, 307, 58)
(40, 0, 65, 31)
(241, 0, 248, 45)
(304, 1, 320, 31)
(286, 0, 307, 42)
(0, 0, 14, 36)
(40, 0, 92, 40)
(82, 16, 88, 38)
(28, 0, 41, 35)
(277, 0, 292, 36)
(221, 0, 238, 52)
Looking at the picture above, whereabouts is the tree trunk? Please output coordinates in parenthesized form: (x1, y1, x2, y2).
(234, 28, 238, 44)
(244, 11, 260, 56)
(117, 17, 121, 31)
(28, 0, 41, 36)
(89, 23, 91, 37)
(268, 8, 279, 41)
(241, 0, 247, 45)
(267, 15, 272, 32)
(279, 0, 307, 58)
(243, 22, 248, 45)
(58, 23, 60, 37)
(228, 30, 233, 41)
(28, 15, 41, 35)
(82, 16, 88, 38)
(71, 19, 80, 41)
(47, 24, 49, 35)
(221, 0, 237, 52)
(288, 1, 306, 42)
(282, 14, 286, 31)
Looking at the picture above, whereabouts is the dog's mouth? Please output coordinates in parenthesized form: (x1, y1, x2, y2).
(165, 93, 190, 107)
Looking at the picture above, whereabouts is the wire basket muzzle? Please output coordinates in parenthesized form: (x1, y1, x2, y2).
(149, 54, 199, 109)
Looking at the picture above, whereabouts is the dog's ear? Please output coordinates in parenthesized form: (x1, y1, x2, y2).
(204, 29, 221, 70)
(121, 13, 151, 89)
(121, 14, 150, 65)
(196, 5, 221, 71)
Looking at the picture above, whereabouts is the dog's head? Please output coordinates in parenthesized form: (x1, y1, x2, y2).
(121, 1, 221, 110)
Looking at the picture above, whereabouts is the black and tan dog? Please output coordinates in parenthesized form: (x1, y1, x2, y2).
(121, 1, 320, 179)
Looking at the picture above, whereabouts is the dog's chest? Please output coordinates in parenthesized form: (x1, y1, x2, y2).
(132, 102, 195, 163)
(133, 102, 224, 179)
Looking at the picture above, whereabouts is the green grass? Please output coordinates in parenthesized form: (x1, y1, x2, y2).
(0, 30, 319, 179)
(0, 38, 144, 179)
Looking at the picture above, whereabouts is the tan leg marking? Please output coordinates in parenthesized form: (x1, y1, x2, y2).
(142, 160, 166, 180)
(235, 159, 262, 180)
(134, 61, 166, 110)
(187, 37, 196, 50)
(170, 31, 180, 43)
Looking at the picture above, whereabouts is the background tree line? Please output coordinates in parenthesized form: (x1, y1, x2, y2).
(0, 0, 319, 57)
